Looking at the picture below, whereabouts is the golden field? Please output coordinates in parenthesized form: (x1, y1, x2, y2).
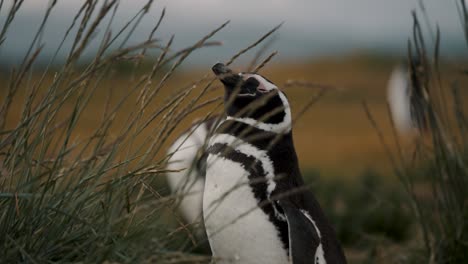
(2, 54, 467, 179)
(1, 53, 467, 264)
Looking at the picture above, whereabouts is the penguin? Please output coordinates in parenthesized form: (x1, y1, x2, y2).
(166, 116, 221, 229)
(387, 63, 428, 136)
(203, 63, 347, 264)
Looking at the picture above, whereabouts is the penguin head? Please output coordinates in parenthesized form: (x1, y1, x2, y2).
(212, 63, 291, 133)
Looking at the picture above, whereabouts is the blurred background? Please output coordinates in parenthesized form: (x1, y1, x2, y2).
(0, 0, 463, 66)
(1, 0, 464, 176)
(0, 1, 467, 263)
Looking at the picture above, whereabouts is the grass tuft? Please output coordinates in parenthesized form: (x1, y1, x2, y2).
(365, 2, 468, 263)
(0, 0, 277, 262)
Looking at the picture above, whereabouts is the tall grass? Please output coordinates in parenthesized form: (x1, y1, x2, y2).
(365, 2, 468, 263)
(0, 1, 280, 262)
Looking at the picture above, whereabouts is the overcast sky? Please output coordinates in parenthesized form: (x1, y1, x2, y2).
(0, 0, 464, 67)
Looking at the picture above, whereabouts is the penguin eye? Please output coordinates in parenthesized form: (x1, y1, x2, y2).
(246, 76, 268, 93)
(257, 83, 268, 93)
(240, 77, 259, 95)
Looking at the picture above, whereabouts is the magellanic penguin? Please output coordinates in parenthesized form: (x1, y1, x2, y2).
(387, 63, 428, 136)
(203, 63, 347, 264)
(166, 116, 221, 229)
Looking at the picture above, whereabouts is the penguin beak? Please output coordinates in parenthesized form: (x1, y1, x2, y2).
(212, 63, 242, 89)
(212, 62, 231, 76)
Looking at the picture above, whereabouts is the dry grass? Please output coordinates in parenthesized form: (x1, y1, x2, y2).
(1, 1, 467, 262)
(3, 55, 466, 178)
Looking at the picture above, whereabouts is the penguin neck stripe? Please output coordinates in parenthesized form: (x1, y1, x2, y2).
(226, 92, 292, 133)
(209, 133, 277, 199)
(208, 133, 290, 229)
(206, 138, 290, 250)
(207, 143, 268, 193)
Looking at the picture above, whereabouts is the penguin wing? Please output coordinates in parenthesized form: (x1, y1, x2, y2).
(279, 200, 322, 264)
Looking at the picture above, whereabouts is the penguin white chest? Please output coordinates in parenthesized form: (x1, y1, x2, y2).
(166, 124, 208, 225)
(203, 154, 289, 264)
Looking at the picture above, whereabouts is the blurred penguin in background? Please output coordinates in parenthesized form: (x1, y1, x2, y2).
(387, 62, 428, 137)
(165, 116, 220, 234)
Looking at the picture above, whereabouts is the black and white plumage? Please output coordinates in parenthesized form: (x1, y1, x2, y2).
(203, 63, 346, 264)
(166, 116, 220, 227)
(387, 63, 428, 136)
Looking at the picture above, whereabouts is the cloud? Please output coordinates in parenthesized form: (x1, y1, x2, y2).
(0, 0, 463, 66)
